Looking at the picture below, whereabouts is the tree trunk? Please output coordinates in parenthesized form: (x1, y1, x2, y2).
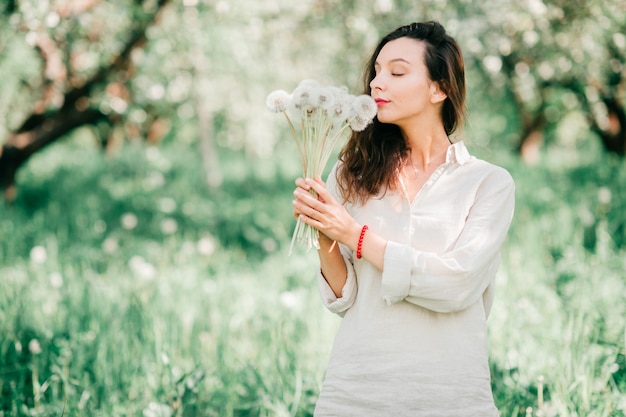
(596, 96, 626, 155)
(0, 107, 109, 193)
(0, 0, 171, 201)
(518, 125, 545, 165)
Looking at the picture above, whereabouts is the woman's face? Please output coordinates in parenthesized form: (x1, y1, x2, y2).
(370, 37, 445, 129)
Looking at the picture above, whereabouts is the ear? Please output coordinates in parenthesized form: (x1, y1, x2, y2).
(430, 82, 447, 104)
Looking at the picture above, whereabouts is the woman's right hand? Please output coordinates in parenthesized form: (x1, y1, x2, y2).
(292, 176, 361, 249)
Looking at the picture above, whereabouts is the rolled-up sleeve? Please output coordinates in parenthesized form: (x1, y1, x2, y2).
(316, 162, 358, 316)
(381, 168, 515, 313)
(318, 244, 358, 316)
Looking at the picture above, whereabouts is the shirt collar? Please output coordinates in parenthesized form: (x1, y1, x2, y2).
(445, 140, 471, 165)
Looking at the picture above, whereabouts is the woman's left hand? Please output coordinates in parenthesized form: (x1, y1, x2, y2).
(292, 176, 360, 247)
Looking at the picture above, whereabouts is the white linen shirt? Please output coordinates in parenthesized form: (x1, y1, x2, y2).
(314, 141, 515, 417)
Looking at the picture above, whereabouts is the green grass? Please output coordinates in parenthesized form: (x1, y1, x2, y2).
(0, 134, 624, 416)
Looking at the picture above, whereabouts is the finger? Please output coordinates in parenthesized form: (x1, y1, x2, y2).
(295, 177, 311, 190)
(305, 178, 333, 204)
(298, 213, 324, 230)
(292, 204, 303, 220)
(293, 199, 323, 225)
(293, 190, 325, 217)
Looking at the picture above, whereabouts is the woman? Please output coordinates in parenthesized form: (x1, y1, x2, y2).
(292, 21, 515, 416)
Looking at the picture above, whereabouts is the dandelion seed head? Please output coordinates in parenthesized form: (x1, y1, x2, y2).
(330, 94, 352, 122)
(285, 95, 303, 121)
(265, 89, 291, 113)
(297, 79, 321, 89)
(318, 86, 338, 111)
(291, 83, 321, 113)
(30, 246, 47, 264)
(348, 114, 371, 132)
(352, 94, 378, 120)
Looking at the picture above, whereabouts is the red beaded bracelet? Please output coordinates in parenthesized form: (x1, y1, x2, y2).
(356, 225, 368, 259)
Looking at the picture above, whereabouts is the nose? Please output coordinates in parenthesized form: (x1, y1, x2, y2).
(370, 73, 384, 91)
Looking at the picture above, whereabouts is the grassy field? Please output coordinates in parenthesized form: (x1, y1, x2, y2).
(0, 134, 625, 416)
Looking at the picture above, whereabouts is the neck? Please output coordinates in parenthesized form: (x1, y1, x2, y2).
(402, 129, 451, 171)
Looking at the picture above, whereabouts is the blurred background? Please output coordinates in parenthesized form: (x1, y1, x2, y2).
(0, 0, 625, 416)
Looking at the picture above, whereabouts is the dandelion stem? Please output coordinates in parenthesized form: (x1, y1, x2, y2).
(269, 83, 376, 254)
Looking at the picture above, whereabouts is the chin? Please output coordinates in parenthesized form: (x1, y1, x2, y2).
(377, 117, 397, 126)
(376, 113, 393, 124)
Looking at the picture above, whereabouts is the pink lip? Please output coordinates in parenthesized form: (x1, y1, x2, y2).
(375, 98, 390, 106)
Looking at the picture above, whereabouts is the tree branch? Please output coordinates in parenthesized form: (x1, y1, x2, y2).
(0, 0, 172, 198)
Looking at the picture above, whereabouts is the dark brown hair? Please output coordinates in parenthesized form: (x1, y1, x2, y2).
(336, 21, 466, 204)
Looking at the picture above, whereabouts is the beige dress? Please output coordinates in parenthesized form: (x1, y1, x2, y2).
(314, 141, 515, 417)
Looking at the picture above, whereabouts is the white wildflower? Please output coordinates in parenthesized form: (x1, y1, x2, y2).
(265, 89, 291, 113)
(158, 197, 177, 214)
(160, 218, 178, 235)
(262, 237, 277, 252)
(143, 402, 173, 417)
(102, 237, 119, 254)
(197, 236, 216, 256)
(121, 212, 138, 230)
(598, 186, 611, 204)
(129, 256, 156, 280)
(50, 272, 64, 288)
(30, 246, 47, 264)
(147, 171, 165, 188)
(279, 291, 300, 310)
(29, 339, 42, 355)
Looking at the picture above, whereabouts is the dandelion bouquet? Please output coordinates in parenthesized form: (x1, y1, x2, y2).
(266, 79, 377, 253)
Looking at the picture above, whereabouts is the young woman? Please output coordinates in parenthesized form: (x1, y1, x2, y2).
(292, 21, 515, 416)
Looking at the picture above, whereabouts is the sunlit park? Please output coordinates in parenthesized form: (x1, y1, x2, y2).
(0, 0, 625, 416)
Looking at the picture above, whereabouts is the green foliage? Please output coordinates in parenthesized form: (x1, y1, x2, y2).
(1, 135, 325, 416)
(1, 1, 625, 416)
(2, 0, 624, 156)
(1, 131, 625, 416)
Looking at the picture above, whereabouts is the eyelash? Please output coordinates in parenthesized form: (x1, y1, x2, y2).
(373, 70, 404, 77)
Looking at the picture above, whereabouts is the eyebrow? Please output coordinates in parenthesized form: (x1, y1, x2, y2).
(374, 58, 412, 66)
